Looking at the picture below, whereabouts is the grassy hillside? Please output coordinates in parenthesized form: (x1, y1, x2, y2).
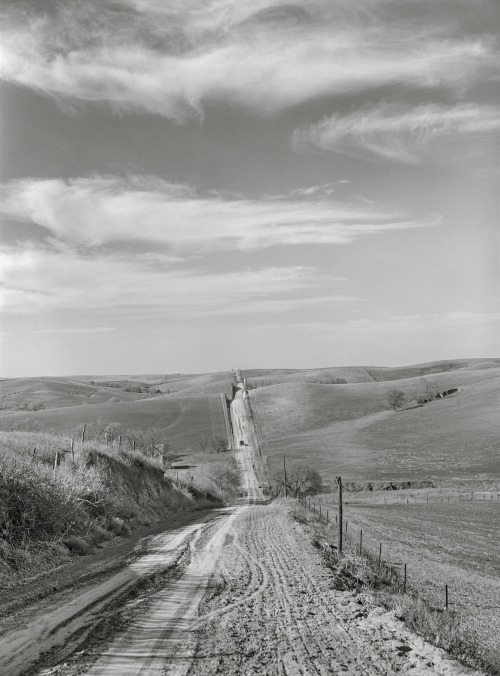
(0, 377, 161, 410)
(71, 371, 233, 397)
(0, 371, 234, 410)
(251, 361, 500, 484)
(244, 359, 500, 388)
(0, 394, 229, 457)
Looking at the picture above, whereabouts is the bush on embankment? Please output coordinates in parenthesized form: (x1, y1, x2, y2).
(0, 430, 222, 581)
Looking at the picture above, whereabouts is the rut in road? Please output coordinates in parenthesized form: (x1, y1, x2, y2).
(189, 503, 481, 676)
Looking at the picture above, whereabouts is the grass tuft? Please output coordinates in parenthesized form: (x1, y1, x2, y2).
(290, 502, 498, 674)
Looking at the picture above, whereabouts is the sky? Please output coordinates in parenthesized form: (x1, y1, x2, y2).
(0, 0, 498, 377)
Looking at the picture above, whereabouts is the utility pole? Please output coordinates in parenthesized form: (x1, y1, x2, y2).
(283, 455, 287, 498)
(337, 476, 343, 557)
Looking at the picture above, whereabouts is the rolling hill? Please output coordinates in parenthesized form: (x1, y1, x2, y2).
(250, 360, 500, 484)
(0, 388, 230, 454)
(2, 361, 499, 482)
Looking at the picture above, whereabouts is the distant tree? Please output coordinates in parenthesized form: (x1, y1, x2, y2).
(127, 427, 163, 457)
(197, 435, 227, 453)
(387, 389, 406, 410)
(287, 462, 322, 497)
(421, 378, 439, 403)
(27, 401, 45, 411)
(210, 459, 241, 495)
(269, 461, 322, 497)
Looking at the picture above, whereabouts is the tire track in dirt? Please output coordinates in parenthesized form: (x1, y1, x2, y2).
(77, 509, 243, 676)
(0, 515, 217, 676)
(187, 503, 482, 675)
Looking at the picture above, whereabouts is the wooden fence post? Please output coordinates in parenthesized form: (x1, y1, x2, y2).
(326, 509, 329, 525)
(53, 451, 60, 480)
(71, 438, 74, 462)
(81, 424, 86, 445)
(337, 476, 343, 558)
(319, 504, 322, 522)
(283, 456, 287, 498)
(403, 563, 407, 593)
(359, 529, 363, 555)
(118, 435, 121, 452)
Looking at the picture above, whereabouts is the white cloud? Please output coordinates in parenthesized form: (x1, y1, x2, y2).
(293, 103, 500, 163)
(0, 243, 348, 316)
(0, 175, 439, 252)
(0, 0, 497, 120)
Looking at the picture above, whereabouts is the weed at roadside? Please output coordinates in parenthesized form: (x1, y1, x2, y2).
(289, 501, 498, 675)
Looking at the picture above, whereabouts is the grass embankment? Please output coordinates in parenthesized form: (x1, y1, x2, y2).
(292, 496, 500, 673)
(0, 429, 223, 587)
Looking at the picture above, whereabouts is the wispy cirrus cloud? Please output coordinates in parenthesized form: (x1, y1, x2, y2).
(0, 175, 440, 253)
(0, 243, 350, 316)
(0, 0, 497, 120)
(293, 103, 500, 163)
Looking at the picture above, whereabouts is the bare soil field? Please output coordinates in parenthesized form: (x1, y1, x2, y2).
(316, 498, 500, 670)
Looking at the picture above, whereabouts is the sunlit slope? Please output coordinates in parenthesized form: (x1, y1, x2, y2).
(245, 359, 500, 386)
(0, 395, 228, 454)
(72, 371, 233, 397)
(251, 363, 500, 483)
(0, 377, 158, 409)
(245, 367, 375, 385)
(0, 372, 233, 409)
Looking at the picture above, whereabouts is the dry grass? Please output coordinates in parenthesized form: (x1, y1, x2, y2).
(0, 393, 229, 458)
(251, 363, 500, 483)
(305, 497, 500, 672)
(0, 429, 222, 582)
(292, 502, 498, 673)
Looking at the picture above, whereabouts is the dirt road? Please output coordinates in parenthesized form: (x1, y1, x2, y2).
(230, 386, 266, 504)
(0, 386, 483, 675)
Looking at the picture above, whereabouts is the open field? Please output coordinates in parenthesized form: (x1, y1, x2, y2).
(0, 371, 234, 410)
(0, 392, 229, 458)
(313, 497, 500, 669)
(69, 371, 234, 397)
(244, 359, 500, 387)
(251, 361, 500, 484)
(0, 377, 160, 410)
